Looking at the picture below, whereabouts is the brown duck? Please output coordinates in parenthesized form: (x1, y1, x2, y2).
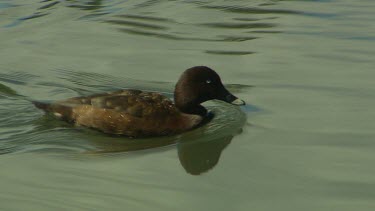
(33, 66, 245, 137)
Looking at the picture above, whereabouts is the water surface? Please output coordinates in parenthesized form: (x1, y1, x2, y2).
(1, 0, 375, 210)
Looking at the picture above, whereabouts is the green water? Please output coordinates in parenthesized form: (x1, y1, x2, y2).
(1, 0, 375, 210)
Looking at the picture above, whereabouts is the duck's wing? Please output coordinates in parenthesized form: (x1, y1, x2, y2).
(58, 89, 179, 118)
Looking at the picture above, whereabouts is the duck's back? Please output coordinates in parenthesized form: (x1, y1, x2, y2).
(35, 90, 202, 137)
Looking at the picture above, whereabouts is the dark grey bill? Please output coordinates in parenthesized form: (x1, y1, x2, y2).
(218, 88, 246, 105)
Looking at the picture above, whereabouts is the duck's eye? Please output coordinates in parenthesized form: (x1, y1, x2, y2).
(206, 79, 212, 84)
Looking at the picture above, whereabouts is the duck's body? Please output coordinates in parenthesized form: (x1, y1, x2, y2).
(34, 89, 202, 137)
(34, 66, 245, 137)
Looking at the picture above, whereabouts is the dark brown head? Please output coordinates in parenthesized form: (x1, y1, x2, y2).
(174, 66, 245, 116)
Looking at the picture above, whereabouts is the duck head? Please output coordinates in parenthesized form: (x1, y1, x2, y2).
(174, 66, 245, 116)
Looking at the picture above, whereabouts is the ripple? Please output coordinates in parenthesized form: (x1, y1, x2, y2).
(233, 17, 278, 21)
(250, 30, 283, 34)
(100, 3, 276, 42)
(38, 1, 59, 10)
(115, 14, 172, 22)
(117, 28, 259, 42)
(217, 35, 258, 42)
(200, 5, 301, 15)
(117, 28, 213, 41)
(134, 0, 162, 8)
(3, 0, 279, 44)
(67, 1, 105, 11)
(20, 12, 49, 21)
(202, 22, 276, 29)
(0, 2, 15, 10)
(0, 71, 38, 85)
(205, 50, 254, 55)
(0, 83, 18, 96)
(8, 0, 60, 26)
(105, 19, 168, 30)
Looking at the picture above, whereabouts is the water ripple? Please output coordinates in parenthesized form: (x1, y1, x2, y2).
(201, 22, 276, 29)
(2, 0, 282, 46)
(115, 14, 172, 22)
(205, 50, 255, 55)
(200, 5, 301, 15)
(38, 1, 59, 10)
(67, 1, 106, 11)
(105, 19, 168, 30)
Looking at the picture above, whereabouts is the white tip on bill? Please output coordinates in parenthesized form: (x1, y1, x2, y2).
(231, 98, 246, 105)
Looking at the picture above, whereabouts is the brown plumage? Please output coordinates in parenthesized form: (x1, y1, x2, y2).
(33, 66, 245, 137)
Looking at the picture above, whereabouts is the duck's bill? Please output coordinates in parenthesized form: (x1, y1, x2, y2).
(218, 88, 246, 106)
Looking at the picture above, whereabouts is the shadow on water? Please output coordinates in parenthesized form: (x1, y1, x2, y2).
(0, 70, 252, 175)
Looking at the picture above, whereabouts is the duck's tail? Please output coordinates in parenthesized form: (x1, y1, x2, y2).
(32, 101, 51, 112)
(32, 101, 75, 122)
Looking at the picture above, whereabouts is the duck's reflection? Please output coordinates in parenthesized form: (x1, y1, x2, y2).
(177, 135, 233, 175)
(86, 130, 237, 175)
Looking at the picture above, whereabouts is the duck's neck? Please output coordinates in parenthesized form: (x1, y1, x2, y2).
(174, 93, 207, 116)
(177, 103, 208, 116)
(174, 78, 208, 116)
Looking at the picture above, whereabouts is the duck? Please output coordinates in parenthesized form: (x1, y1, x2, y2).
(33, 66, 245, 137)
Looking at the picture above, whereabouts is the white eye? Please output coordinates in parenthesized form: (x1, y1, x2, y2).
(206, 79, 212, 84)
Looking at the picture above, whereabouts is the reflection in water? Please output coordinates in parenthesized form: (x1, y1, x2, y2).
(174, 104, 246, 175)
(177, 134, 233, 175)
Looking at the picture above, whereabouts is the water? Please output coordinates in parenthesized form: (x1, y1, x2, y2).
(1, 0, 375, 210)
